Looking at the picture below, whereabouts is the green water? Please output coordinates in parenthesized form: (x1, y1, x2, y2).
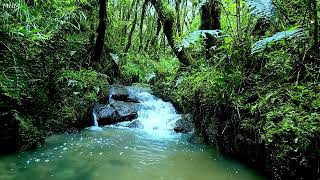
(0, 127, 266, 180)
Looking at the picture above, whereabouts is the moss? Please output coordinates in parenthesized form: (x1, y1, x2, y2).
(55, 69, 109, 130)
(16, 113, 45, 150)
(153, 60, 319, 179)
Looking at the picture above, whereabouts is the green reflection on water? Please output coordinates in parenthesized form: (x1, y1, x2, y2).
(0, 127, 266, 180)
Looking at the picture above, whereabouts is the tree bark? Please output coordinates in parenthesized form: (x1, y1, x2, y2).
(124, 0, 139, 53)
(123, 0, 136, 34)
(151, 17, 162, 51)
(236, 0, 241, 43)
(310, 0, 319, 57)
(138, 0, 148, 52)
(175, 0, 182, 36)
(92, 0, 107, 62)
(149, 0, 191, 66)
(200, 0, 220, 56)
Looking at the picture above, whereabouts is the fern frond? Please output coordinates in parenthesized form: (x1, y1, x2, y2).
(251, 28, 304, 54)
(246, 0, 275, 19)
(176, 30, 224, 51)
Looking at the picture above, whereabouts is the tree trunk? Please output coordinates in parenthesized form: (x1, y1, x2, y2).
(200, 0, 220, 57)
(310, 0, 319, 58)
(124, 0, 139, 53)
(92, 0, 107, 62)
(175, 0, 182, 36)
(149, 0, 191, 66)
(123, 0, 136, 34)
(151, 17, 162, 51)
(236, 0, 241, 43)
(138, 0, 148, 52)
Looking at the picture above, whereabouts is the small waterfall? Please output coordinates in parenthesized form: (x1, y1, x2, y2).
(88, 111, 102, 131)
(127, 87, 181, 134)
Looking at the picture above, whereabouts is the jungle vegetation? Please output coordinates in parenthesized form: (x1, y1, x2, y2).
(0, 0, 319, 179)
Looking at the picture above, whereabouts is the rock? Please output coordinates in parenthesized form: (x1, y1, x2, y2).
(97, 101, 139, 125)
(110, 101, 139, 121)
(109, 85, 129, 102)
(109, 85, 140, 103)
(127, 120, 144, 129)
(174, 113, 194, 133)
(98, 106, 116, 119)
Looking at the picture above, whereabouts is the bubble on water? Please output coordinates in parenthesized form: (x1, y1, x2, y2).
(120, 152, 123, 155)
(59, 156, 63, 158)
(63, 143, 67, 146)
(99, 152, 103, 155)
(45, 160, 50, 163)
(124, 146, 129, 149)
(63, 148, 68, 150)
(54, 147, 58, 150)
(35, 159, 40, 162)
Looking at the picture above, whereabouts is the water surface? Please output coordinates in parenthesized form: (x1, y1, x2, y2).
(0, 87, 266, 180)
(0, 127, 265, 180)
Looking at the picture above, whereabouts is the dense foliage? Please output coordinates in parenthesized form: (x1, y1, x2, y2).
(0, 0, 319, 179)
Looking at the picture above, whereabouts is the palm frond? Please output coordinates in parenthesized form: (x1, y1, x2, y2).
(176, 30, 224, 51)
(246, 0, 275, 20)
(251, 28, 304, 54)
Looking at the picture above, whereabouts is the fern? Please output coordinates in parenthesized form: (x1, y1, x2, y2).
(176, 30, 224, 51)
(251, 28, 304, 54)
(246, 0, 275, 20)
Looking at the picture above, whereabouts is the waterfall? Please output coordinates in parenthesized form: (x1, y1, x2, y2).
(127, 87, 181, 134)
(88, 111, 102, 131)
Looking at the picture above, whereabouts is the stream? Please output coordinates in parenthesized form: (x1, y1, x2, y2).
(0, 87, 266, 180)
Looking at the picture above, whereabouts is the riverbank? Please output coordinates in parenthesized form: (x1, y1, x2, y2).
(152, 67, 320, 180)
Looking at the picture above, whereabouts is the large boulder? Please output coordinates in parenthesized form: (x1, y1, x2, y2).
(109, 85, 139, 103)
(109, 85, 129, 102)
(97, 101, 139, 125)
(99, 106, 117, 119)
(174, 114, 194, 133)
(110, 101, 139, 120)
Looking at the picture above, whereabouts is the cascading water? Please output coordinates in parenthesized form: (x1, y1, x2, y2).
(127, 87, 181, 134)
(88, 111, 102, 131)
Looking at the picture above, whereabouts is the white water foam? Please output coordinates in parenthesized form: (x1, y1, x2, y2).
(127, 87, 181, 136)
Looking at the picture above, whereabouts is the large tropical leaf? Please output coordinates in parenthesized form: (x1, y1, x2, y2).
(251, 28, 304, 54)
(176, 30, 224, 51)
(246, 0, 275, 20)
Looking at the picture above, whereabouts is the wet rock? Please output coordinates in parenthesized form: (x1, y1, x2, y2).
(98, 106, 116, 119)
(109, 85, 140, 103)
(109, 85, 129, 102)
(110, 101, 139, 121)
(174, 114, 194, 133)
(97, 101, 139, 125)
(127, 120, 144, 129)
